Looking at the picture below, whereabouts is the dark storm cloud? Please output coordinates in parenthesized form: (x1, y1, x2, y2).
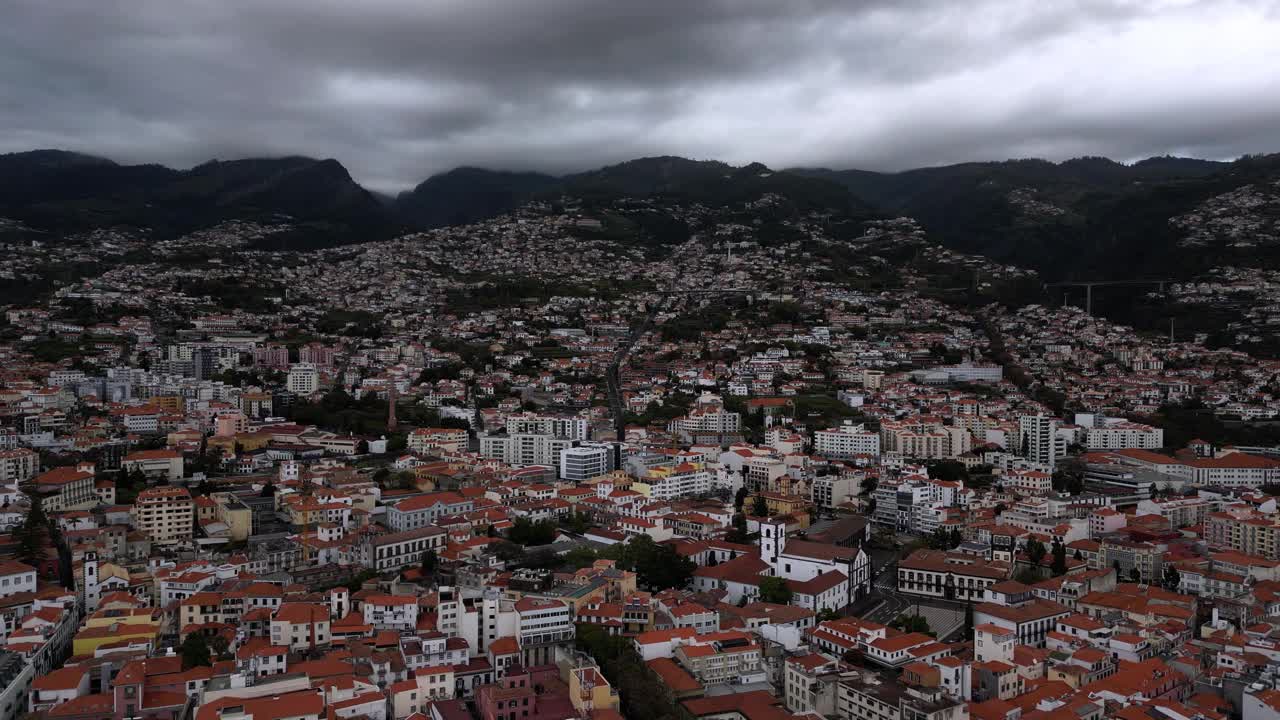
(2, 0, 1279, 191)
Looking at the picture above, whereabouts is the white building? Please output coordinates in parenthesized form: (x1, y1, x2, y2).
(560, 445, 610, 482)
(479, 433, 576, 468)
(814, 422, 881, 459)
(1085, 420, 1164, 450)
(287, 363, 320, 395)
(1018, 415, 1062, 469)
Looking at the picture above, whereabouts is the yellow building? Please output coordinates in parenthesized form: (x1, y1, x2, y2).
(74, 617, 162, 655)
(568, 666, 620, 716)
(211, 492, 253, 542)
(150, 395, 185, 413)
(755, 492, 811, 527)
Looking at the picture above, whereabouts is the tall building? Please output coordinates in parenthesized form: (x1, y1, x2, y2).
(130, 486, 194, 545)
(479, 433, 576, 468)
(560, 445, 610, 482)
(192, 347, 217, 381)
(1018, 414, 1060, 469)
(287, 363, 320, 395)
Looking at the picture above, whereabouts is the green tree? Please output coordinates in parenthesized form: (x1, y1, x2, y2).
(725, 513, 750, 544)
(890, 614, 933, 636)
(604, 535, 695, 591)
(758, 576, 793, 604)
(209, 634, 231, 661)
(949, 528, 963, 549)
(561, 512, 592, 535)
(1052, 457, 1087, 495)
(815, 608, 840, 623)
(564, 546, 600, 570)
(1164, 565, 1181, 590)
(1129, 567, 1142, 582)
(751, 494, 769, 518)
(180, 633, 212, 669)
(14, 495, 51, 567)
(507, 518, 558, 546)
(1025, 539, 1047, 567)
(1050, 541, 1067, 576)
(734, 487, 749, 510)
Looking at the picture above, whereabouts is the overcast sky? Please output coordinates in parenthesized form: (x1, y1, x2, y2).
(3, 0, 1280, 192)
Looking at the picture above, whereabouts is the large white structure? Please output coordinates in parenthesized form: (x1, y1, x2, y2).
(560, 445, 610, 482)
(505, 414, 589, 441)
(1018, 414, 1062, 468)
(813, 422, 881, 459)
(1085, 421, 1164, 451)
(668, 397, 741, 440)
(286, 363, 320, 395)
(760, 518, 872, 611)
(479, 432, 576, 468)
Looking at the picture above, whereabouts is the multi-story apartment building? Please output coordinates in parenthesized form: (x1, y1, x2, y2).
(897, 550, 1011, 602)
(505, 414, 589, 441)
(479, 432, 576, 468)
(667, 402, 741, 441)
(386, 492, 474, 532)
(1002, 469, 1052, 496)
(286, 363, 319, 395)
(1099, 538, 1162, 582)
(362, 595, 419, 631)
(1018, 414, 1062, 469)
(357, 526, 447, 572)
(31, 464, 98, 512)
(1206, 509, 1280, 559)
(838, 671, 967, 720)
(672, 632, 765, 687)
(1085, 421, 1164, 450)
(881, 419, 971, 460)
(130, 486, 194, 544)
(407, 427, 469, 455)
(814, 422, 881, 459)
(560, 445, 611, 482)
(633, 463, 712, 501)
(0, 449, 37, 487)
(121, 449, 184, 481)
(270, 602, 331, 651)
(1135, 496, 1210, 529)
(515, 596, 574, 666)
(811, 474, 859, 509)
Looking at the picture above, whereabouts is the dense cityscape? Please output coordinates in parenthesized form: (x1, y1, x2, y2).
(0, 171, 1279, 720)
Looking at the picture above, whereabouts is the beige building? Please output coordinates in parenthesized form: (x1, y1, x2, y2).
(131, 486, 194, 544)
(122, 449, 184, 481)
(211, 492, 253, 542)
(569, 666, 620, 716)
(0, 448, 38, 486)
(33, 464, 98, 511)
(407, 427, 469, 455)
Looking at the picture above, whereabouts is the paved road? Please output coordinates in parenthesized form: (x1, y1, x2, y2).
(851, 542, 968, 640)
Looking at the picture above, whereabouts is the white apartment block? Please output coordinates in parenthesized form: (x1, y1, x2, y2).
(407, 428, 468, 455)
(814, 423, 881, 459)
(1018, 415, 1062, 469)
(286, 363, 320, 395)
(1086, 422, 1164, 450)
(130, 486, 194, 545)
(505, 414, 589, 440)
(479, 432, 576, 468)
(560, 445, 610, 482)
(0, 449, 37, 486)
